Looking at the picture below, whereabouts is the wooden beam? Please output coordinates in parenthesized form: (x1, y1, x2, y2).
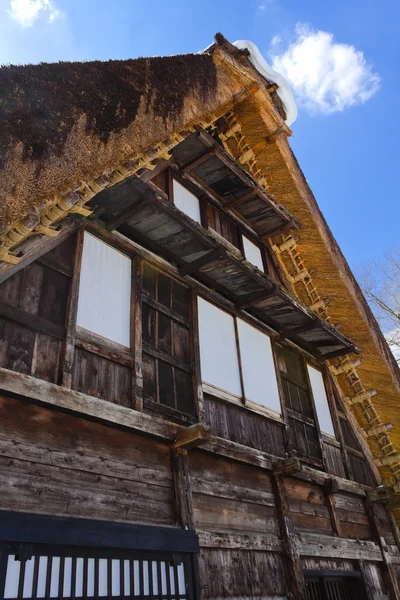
(0, 367, 180, 441)
(105, 197, 147, 231)
(297, 533, 383, 561)
(223, 190, 258, 210)
(173, 423, 211, 450)
(324, 479, 342, 537)
(131, 257, 143, 411)
(235, 287, 276, 310)
(197, 530, 284, 552)
(180, 148, 218, 174)
(179, 248, 226, 277)
(62, 229, 84, 388)
(0, 301, 66, 340)
(273, 456, 303, 476)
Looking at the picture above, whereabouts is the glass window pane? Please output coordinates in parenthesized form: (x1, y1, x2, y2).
(242, 235, 264, 271)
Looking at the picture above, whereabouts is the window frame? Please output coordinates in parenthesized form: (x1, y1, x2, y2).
(197, 294, 284, 421)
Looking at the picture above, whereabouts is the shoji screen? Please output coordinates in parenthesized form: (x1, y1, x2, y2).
(173, 180, 201, 224)
(197, 297, 241, 396)
(242, 235, 264, 272)
(237, 318, 281, 413)
(77, 233, 132, 347)
(307, 365, 335, 437)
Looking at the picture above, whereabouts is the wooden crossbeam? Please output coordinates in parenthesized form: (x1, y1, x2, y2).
(179, 248, 226, 277)
(181, 148, 218, 174)
(236, 287, 276, 310)
(280, 321, 318, 339)
(105, 197, 147, 231)
(273, 456, 303, 476)
(223, 190, 258, 210)
(173, 424, 211, 450)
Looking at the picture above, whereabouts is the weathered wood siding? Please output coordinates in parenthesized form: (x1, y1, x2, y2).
(204, 395, 286, 457)
(0, 395, 175, 526)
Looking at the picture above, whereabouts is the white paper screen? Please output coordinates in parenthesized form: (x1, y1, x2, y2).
(242, 235, 264, 271)
(237, 318, 281, 413)
(173, 180, 201, 223)
(198, 297, 241, 396)
(77, 233, 131, 347)
(307, 365, 335, 437)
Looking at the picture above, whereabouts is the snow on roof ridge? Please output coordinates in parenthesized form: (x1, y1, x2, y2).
(233, 40, 297, 126)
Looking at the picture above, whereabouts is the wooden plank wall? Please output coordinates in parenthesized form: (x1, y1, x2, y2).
(204, 394, 286, 457)
(190, 450, 288, 600)
(0, 395, 175, 526)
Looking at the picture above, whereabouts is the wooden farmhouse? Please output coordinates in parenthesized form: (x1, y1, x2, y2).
(1, 33, 400, 600)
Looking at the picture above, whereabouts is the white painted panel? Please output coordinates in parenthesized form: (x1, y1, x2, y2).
(242, 235, 264, 271)
(4, 555, 20, 599)
(22, 558, 34, 598)
(177, 564, 186, 595)
(198, 297, 242, 396)
(123, 561, 130, 597)
(36, 557, 47, 598)
(87, 559, 95, 597)
(63, 558, 72, 598)
(133, 561, 140, 596)
(50, 557, 60, 598)
(75, 558, 84, 598)
(160, 562, 167, 595)
(111, 559, 120, 596)
(77, 233, 131, 347)
(173, 180, 201, 224)
(98, 559, 108, 597)
(237, 318, 281, 413)
(152, 562, 158, 595)
(307, 365, 335, 437)
(142, 561, 149, 595)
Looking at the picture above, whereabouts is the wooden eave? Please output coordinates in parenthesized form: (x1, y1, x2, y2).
(95, 172, 356, 360)
(172, 129, 299, 238)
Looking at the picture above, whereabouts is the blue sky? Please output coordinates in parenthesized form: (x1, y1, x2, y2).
(1, 0, 399, 269)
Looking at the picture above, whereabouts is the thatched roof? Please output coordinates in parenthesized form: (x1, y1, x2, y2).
(1, 34, 400, 503)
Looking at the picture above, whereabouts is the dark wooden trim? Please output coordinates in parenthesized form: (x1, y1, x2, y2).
(303, 570, 362, 578)
(273, 475, 306, 600)
(132, 256, 143, 411)
(233, 315, 246, 403)
(0, 510, 199, 553)
(179, 248, 226, 277)
(0, 301, 66, 340)
(143, 295, 190, 327)
(75, 333, 134, 367)
(143, 398, 197, 425)
(189, 290, 205, 422)
(62, 229, 84, 388)
(143, 343, 193, 374)
(37, 253, 73, 277)
(171, 449, 195, 530)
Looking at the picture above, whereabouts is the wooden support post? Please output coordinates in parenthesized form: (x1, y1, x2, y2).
(171, 448, 195, 530)
(358, 560, 378, 600)
(273, 456, 303, 476)
(273, 474, 306, 600)
(62, 230, 84, 388)
(324, 478, 342, 537)
(365, 497, 400, 600)
(189, 290, 205, 423)
(132, 257, 143, 411)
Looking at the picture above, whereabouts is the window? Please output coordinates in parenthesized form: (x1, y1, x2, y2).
(305, 572, 366, 600)
(307, 365, 335, 437)
(197, 298, 241, 397)
(237, 318, 281, 413)
(198, 298, 281, 414)
(172, 179, 201, 224)
(77, 233, 131, 347)
(242, 235, 264, 271)
(142, 263, 195, 418)
(278, 346, 321, 460)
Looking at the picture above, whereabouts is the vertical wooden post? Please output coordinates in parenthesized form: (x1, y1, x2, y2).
(324, 367, 352, 480)
(189, 291, 205, 423)
(304, 363, 329, 472)
(131, 257, 143, 411)
(273, 474, 306, 600)
(233, 316, 246, 404)
(357, 560, 376, 600)
(62, 229, 84, 388)
(365, 497, 400, 600)
(324, 478, 342, 537)
(170, 448, 195, 530)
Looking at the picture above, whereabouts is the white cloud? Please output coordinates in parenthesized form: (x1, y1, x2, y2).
(271, 23, 381, 115)
(259, 0, 274, 9)
(9, 0, 60, 27)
